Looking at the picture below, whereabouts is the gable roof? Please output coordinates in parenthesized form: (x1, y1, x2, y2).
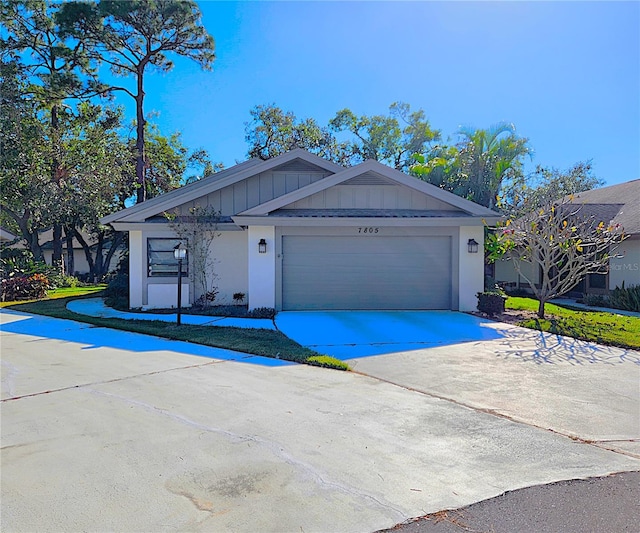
(101, 149, 343, 224)
(238, 159, 498, 217)
(569, 179, 640, 235)
(101, 149, 501, 227)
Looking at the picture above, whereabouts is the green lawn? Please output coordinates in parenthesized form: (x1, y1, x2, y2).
(506, 297, 640, 350)
(7, 289, 636, 365)
(0, 284, 107, 308)
(3, 288, 349, 370)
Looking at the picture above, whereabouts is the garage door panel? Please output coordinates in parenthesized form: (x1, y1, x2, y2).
(282, 235, 452, 310)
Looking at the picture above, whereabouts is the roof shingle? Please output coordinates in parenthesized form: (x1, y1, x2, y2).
(568, 180, 640, 235)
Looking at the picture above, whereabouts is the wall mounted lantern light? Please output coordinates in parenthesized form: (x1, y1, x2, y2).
(174, 242, 188, 325)
(467, 238, 479, 254)
(258, 238, 267, 254)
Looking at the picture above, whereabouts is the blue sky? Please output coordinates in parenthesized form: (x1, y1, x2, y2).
(131, 1, 639, 186)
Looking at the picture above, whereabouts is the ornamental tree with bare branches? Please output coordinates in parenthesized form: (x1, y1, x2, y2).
(487, 192, 626, 318)
(165, 206, 220, 308)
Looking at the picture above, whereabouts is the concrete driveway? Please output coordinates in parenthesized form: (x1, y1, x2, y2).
(276, 311, 640, 456)
(2, 309, 639, 533)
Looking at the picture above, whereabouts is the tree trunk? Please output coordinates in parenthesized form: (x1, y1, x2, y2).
(64, 226, 75, 276)
(50, 104, 64, 269)
(135, 68, 146, 204)
(73, 228, 96, 282)
(94, 232, 105, 280)
(103, 231, 124, 275)
(52, 224, 63, 272)
(537, 298, 546, 319)
(28, 231, 44, 263)
(13, 211, 44, 262)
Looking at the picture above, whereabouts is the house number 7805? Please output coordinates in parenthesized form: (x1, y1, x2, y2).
(358, 227, 379, 234)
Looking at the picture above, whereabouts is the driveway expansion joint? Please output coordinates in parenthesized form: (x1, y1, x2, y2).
(352, 370, 640, 460)
(0, 358, 230, 403)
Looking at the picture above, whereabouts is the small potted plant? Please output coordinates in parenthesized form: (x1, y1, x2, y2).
(477, 285, 507, 316)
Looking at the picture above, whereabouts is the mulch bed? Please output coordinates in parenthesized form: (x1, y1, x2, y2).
(469, 308, 538, 326)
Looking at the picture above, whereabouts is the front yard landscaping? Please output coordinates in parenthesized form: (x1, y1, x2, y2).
(2, 288, 349, 371)
(503, 297, 640, 350)
(3, 289, 637, 363)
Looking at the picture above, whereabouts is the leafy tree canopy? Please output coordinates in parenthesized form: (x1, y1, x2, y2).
(411, 122, 532, 210)
(501, 161, 603, 216)
(245, 104, 340, 163)
(245, 102, 439, 172)
(57, 0, 216, 203)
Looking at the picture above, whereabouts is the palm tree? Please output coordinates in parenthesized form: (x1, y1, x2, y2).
(457, 122, 531, 209)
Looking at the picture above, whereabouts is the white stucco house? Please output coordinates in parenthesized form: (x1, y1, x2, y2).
(2, 227, 123, 278)
(101, 149, 500, 312)
(494, 179, 640, 295)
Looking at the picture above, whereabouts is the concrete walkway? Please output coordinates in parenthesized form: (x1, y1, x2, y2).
(2, 309, 639, 532)
(550, 297, 640, 317)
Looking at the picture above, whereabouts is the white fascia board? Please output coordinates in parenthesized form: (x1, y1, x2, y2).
(0, 227, 17, 240)
(100, 158, 262, 224)
(116, 158, 267, 223)
(103, 149, 343, 225)
(232, 215, 499, 227)
(109, 222, 244, 232)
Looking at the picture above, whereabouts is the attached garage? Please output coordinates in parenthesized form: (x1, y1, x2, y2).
(282, 235, 452, 310)
(103, 149, 497, 312)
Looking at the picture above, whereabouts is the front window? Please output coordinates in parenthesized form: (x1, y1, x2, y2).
(588, 272, 607, 290)
(147, 238, 188, 277)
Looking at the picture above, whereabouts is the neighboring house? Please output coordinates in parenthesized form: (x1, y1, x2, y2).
(3, 227, 124, 278)
(0, 227, 19, 244)
(37, 229, 125, 279)
(102, 149, 500, 311)
(495, 179, 640, 295)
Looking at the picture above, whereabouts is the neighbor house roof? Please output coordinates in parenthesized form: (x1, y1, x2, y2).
(0, 227, 18, 242)
(569, 179, 640, 235)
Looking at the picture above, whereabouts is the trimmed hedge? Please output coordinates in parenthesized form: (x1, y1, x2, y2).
(477, 291, 507, 315)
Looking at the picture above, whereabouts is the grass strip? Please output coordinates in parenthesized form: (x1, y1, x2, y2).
(4, 289, 350, 370)
(506, 297, 640, 350)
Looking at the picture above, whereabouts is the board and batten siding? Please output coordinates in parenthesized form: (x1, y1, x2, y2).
(173, 170, 332, 216)
(284, 185, 462, 211)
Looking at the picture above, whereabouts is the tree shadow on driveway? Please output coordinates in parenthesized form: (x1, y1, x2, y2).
(276, 310, 640, 364)
(0, 310, 292, 367)
(492, 326, 640, 366)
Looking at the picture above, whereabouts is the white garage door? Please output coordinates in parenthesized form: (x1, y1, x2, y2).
(282, 235, 452, 310)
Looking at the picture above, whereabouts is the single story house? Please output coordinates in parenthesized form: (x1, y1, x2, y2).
(102, 149, 500, 312)
(495, 179, 640, 295)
